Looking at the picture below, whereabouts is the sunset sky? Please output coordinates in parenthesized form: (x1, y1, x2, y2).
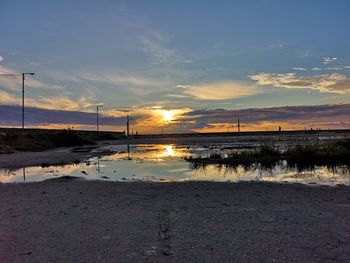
(1, 0, 349, 133)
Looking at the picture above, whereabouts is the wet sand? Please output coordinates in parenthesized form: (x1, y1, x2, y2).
(0, 179, 349, 262)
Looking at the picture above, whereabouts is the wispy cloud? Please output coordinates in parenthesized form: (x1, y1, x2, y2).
(324, 67, 344, 71)
(0, 90, 17, 105)
(1, 103, 349, 132)
(311, 66, 346, 71)
(140, 30, 177, 64)
(0, 64, 63, 91)
(293, 65, 349, 72)
(55, 71, 169, 89)
(269, 40, 284, 48)
(250, 72, 350, 94)
(177, 81, 260, 100)
(292, 67, 307, 71)
(323, 57, 337, 65)
(0, 105, 125, 128)
(166, 94, 190, 98)
(303, 49, 311, 58)
(0, 90, 91, 111)
(183, 104, 350, 132)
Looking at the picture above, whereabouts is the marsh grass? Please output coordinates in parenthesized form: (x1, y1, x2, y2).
(186, 139, 350, 173)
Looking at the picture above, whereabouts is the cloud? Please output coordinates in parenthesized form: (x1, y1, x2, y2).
(0, 90, 91, 111)
(140, 31, 178, 64)
(55, 71, 169, 90)
(0, 90, 17, 104)
(1, 103, 349, 132)
(294, 66, 348, 71)
(303, 49, 311, 58)
(96, 106, 192, 133)
(311, 66, 346, 71)
(269, 40, 284, 48)
(0, 55, 3, 62)
(166, 94, 190, 98)
(293, 67, 307, 71)
(178, 81, 260, 100)
(183, 104, 350, 132)
(325, 67, 344, 71)
(0, 65, 63, 91)
(323, 57, 337, 65)
(250, 72, 350, 94)
(0, 105, 125, 128)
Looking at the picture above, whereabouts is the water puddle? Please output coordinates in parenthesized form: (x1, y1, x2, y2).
(0, 144, 349, 185)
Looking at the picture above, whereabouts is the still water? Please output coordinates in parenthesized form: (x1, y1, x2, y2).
(0, 144, 349, 185)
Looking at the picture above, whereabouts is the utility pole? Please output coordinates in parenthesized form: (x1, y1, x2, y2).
(0, 72, 35, 130)
(22, 73, 35, 129)
(237, 118, 241, 133)
(126, 114, 130, 137)
(96, 105, 102, 136)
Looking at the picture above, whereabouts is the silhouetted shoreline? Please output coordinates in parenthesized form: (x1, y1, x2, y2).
(0, 128, 124, 153)
(1, 130, 350, 170)
(1, 128, 350, 153)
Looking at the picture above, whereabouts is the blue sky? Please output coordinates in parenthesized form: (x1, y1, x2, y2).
(0, 0, 349, 132)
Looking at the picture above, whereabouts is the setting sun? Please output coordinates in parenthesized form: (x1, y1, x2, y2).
(162, 110, 174, 122)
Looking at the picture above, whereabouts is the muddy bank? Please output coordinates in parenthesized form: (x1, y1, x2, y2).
(0, 180, 349, 262)
(0, 141, 116, 169)
(0, 128, 125, 153)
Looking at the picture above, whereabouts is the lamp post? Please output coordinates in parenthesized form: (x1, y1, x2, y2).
(0, 72, 35, 130)
(96, 105, 103, 136)
(21, 73, 35, 129)
(126, 114, 130, 137)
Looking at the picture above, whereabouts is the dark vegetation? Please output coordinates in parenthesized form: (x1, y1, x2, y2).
(186, 139, 350, 172)
(0, 128, 126, 152)
(0, 130, 94, 152)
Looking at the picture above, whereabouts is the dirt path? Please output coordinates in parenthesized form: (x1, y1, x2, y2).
(0, 180, 349, 262)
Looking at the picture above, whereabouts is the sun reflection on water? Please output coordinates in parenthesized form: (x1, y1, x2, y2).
(161, 145, 175, 157)
(1, 143, 349, 185)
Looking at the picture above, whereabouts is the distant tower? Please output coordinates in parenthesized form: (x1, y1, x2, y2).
(237, 118, 241, 133)
(126, 115, 130, 137)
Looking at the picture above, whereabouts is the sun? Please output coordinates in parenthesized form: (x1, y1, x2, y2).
(162, 110, 174, 122)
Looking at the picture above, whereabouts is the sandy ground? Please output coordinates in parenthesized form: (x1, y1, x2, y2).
(0, 179, 349, 262)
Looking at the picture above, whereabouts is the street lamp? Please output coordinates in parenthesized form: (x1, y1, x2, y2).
(0, 72, 35, 130)
(22, 73, 35, 129)
(96, 105, 103, 136)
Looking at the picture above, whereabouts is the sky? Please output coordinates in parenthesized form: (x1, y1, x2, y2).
(0, 0, 349, 133)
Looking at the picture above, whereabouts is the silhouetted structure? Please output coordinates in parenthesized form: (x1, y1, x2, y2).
(21, 72, 35, 130)
(96, 105, 102, 136)
(126, 115, 130, 137)
(237, 118, 241, 133)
